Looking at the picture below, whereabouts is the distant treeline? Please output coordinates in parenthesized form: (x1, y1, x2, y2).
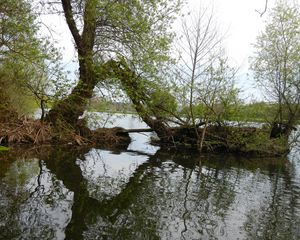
(88, 99, 298, 124)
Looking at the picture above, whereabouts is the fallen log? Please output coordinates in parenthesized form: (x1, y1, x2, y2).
(121, 128, 153, 133)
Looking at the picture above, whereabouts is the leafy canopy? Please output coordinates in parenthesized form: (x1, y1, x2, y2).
(250, 1, 300, 125)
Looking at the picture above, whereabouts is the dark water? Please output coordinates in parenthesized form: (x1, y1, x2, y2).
(1, 115, 300, 240)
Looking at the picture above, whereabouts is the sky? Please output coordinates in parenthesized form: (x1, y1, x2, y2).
(183, 0, 269, 66)
(186, 0, 277, 101)
(41, 0, 278, 102)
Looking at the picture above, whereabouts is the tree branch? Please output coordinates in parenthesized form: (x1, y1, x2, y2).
(256, 0, 268, 17)
(61, 0, 81, 48)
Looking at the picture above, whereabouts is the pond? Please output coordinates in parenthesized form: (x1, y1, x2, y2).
(0, 114, 300, 239)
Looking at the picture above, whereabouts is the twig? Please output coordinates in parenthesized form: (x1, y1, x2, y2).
(256, 0, 268, 17)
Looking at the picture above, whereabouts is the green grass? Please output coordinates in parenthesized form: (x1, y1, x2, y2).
(0, 146, 9, 151)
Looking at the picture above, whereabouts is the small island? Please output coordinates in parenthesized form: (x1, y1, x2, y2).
(0, 0, 299, 157)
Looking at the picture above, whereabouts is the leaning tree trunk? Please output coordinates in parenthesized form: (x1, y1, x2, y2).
(108, 60, 173, 141)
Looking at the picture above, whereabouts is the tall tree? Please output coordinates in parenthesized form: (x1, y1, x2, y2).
(1, 0, 34, 116)
(0, 0, 66, 119)
(0, 0, 37, 115)
(170, 6, 239, 150)
(251, 1, 300, 138)
(45, 0, 182, 127)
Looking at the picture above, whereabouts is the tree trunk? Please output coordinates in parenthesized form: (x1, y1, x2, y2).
(45, 57, 96, 126)
(108, 60, 171, 140)
(46, 0, 98, 127)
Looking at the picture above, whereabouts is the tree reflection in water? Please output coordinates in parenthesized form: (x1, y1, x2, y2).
(0, 147, 299, 239)
(0, 157, 73, 239)
(244, 151, 300, 240)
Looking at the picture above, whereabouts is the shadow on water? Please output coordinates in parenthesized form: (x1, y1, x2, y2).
(0, 145, 300, 239)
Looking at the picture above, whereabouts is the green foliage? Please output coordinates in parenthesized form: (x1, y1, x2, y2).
(250, 1, 300, 126)
(233, 102, 275, 122)
(94, 0, 183, 100)
(88, 98, 135, 114)
(146, 87, 178, 118)
(94, 0, 182, 70)
(0, 146, 9, 151)
(196, 57, 240, 123)
(0, 0, 38, 58)
(0, 0, 37, 114)
(174, 54, 240, 125)
(240, 130, 287, 156)
(0, 0, 70, 118)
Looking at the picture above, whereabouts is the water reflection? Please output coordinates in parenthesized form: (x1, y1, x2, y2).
(0, 147, 299, 239)
(244, 151, 300, 240)
(0, 157, 73, 239)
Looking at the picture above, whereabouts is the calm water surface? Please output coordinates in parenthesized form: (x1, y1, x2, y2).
(0, 114, 300, 239)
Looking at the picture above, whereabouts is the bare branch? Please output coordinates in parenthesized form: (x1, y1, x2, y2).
(256, 0, 268, 17)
